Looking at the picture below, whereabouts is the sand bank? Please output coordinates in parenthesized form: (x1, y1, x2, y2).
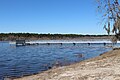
(13, 49, 120, 80)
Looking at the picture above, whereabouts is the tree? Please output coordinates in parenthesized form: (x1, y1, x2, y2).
(96, 0, 120, 42)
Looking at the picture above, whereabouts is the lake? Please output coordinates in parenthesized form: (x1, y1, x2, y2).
(0, 41, 115, 80)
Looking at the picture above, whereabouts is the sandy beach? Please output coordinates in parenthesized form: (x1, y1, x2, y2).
(11, 48, 120, 80)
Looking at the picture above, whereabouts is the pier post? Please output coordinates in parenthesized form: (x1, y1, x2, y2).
(73, 43, 76, 46)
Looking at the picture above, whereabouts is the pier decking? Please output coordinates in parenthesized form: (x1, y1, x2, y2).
(11, 40, 118, 47)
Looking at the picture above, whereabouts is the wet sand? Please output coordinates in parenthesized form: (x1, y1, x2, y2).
(13, 49, 120, 80)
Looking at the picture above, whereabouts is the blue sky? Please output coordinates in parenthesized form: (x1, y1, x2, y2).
(0, 0, 106, 34)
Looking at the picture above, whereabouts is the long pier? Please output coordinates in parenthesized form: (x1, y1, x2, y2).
(9, 40, 116, 47)
(16, 42, 113, 47)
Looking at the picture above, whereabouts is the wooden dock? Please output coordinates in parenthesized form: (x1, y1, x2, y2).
(14, 40, 114, 47)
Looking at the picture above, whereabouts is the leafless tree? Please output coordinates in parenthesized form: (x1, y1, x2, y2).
(96, 0, 120, 42)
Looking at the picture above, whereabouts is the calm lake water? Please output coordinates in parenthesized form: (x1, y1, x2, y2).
(0, 41, 115, 80)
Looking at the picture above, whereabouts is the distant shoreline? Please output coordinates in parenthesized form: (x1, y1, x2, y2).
(0, 33, 112, 41)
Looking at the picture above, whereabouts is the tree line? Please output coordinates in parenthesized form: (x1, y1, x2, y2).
(0, 33, 110, 41)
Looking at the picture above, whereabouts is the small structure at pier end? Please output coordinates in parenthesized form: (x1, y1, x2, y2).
(16, 40, 26, 46)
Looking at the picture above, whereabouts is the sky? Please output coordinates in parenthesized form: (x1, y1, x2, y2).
(0, 0, 107, 35)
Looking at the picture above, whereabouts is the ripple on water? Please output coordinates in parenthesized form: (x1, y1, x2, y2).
(0, 42, 113, 80)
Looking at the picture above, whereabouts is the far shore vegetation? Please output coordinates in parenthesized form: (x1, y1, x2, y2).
(0, 33, 111, 41)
